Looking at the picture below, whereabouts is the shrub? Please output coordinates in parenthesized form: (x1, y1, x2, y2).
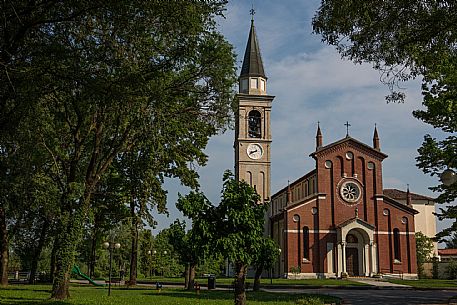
(296, 297, 325, 305)
(447, 260, 457, 279)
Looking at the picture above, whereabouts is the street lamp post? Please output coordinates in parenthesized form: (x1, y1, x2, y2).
(163, 250, 168, 277)
(147, 250, 157, 277)
(102, 241, 121, 296)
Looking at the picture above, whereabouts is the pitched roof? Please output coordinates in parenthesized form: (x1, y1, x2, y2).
(337, 217, 375, 230)
(310, 136, 387, 159)
(383, 189, 435, 201)
(240, 20, 266, 78)
(381, 195, 419, 214)
(439, 249, 457, 256)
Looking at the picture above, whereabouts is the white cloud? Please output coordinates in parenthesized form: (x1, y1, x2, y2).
(156, 0, 451, 234)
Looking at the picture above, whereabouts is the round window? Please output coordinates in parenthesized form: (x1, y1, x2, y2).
(346, 152, 354, 160)
(292, 214, 300, 222)
(339, 181, 362, 203)
(311, 207, 318, 215)
(401, 217, 408, 224)
(325, 160, 332, 169)
(383, 209, 390, 216)
(367, 161, 375, 170)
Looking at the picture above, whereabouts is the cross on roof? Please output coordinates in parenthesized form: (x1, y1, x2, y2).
(345, 121, 351, 137)
(250, 5, 255, 20)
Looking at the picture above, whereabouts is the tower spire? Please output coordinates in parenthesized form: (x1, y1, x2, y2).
(373, 124, 380, 151)
(316, 122, 323, 149)
(287, 180, 292, 203)
(240, 14, 265, 79)
(406, 184, 412, 206)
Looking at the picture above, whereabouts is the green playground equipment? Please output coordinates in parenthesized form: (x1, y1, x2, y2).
(71, 265, 105, 287)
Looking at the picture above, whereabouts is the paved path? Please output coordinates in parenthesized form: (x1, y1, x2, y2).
(351, 278, 412, 288)
(262, 288, 457, 305)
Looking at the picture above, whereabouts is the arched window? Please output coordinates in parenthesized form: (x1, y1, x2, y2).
(248, 110, 261, 138)
(303, 226, 310, 260)
(393, 228, 401, 261)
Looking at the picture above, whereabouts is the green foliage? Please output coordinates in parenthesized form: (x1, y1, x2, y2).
(296, 297, 324, 305)
(432, 256, 439, 279)
(0, 284, 339, 305)
(175, 192, 215, 265)
(197, 254, 225, 276)
(388, 278, 457, 288)
(214, 171, 265, 265)
(313, 0, 457, 102)
(416, 232, 435, 278)
(444, 233, 457, 249)
(1, 0, 236, 298)
(290, 266, 301, 280)
(447, 260, 457, 280)
(313, 0, 457, 239)
(150, 227, 183, 277)
(254, 238, 280, 271)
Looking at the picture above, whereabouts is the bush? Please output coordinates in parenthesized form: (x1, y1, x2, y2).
(432, 256, 439, 279)
(447, 260, 457, 279)
(296, 297, 325, 305)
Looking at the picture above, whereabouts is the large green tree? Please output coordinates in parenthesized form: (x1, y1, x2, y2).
(175, 192, 215, 290)
(214, 171, 267, 305)
(313, 0, 456, 237)
(1, 0, 236, 299)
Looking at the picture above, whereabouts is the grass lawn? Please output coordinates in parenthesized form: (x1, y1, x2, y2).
(388, 279, 457, 289)
(139, 277, 368, 287)
(0, 284, 340, 305)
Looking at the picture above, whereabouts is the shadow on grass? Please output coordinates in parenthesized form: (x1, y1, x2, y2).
(144, 289, 334, 303)
(0, 296, 67, 305)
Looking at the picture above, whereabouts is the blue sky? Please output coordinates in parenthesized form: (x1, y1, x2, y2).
(153, 1, 452, 235)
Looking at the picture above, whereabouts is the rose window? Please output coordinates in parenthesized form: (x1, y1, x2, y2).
(339, 181, 361, 203)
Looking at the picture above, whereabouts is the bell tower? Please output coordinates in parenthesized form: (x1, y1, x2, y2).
(235, 15, 275, 203)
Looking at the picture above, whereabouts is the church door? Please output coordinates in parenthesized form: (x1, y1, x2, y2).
(346, 248, 359, 276)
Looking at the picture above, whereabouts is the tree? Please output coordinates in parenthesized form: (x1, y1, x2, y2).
(313, 0, 457, 238)
(167, 220, 196, 290)
(252, 238, 279, 291)
(214, 171, 266, 305)
(1, 0, 236, 299)
(175, 191, 215, 290)
(152, 228, 182, 277)
(416, 232, 434, 278)
(445, 233, 457, 249)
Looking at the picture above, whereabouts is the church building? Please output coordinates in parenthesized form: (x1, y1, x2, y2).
(234, 16, 429, 279)
(269, 129, 419, 279)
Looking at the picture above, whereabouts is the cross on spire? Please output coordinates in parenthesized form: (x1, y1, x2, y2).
(345, 121, 351, 137)
(250, 4, 255, 21)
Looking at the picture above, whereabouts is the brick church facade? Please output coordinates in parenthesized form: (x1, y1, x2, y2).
(234, 17, 421, 279)
(269, 130, 418, 279)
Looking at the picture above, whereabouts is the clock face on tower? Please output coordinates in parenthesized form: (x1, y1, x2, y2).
(247, 143, 263, 160)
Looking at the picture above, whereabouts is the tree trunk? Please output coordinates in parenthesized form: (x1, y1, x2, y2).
(253, 266, 263, 292)
(129, 197, 138, 285)
(234, 262, 247, 305)
(186, 263, 197, 290)
(89, 228, 97, 278)
(50, 237, 58, 284)
(51, 204, 86, 299)
(0, 206, 9, 286)
(29, 220, 49, 284)
(184, 264, 189, 289)
(51, 224, 74, 299)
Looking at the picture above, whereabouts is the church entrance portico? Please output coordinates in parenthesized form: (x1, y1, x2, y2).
(336, 218, 377, 277)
